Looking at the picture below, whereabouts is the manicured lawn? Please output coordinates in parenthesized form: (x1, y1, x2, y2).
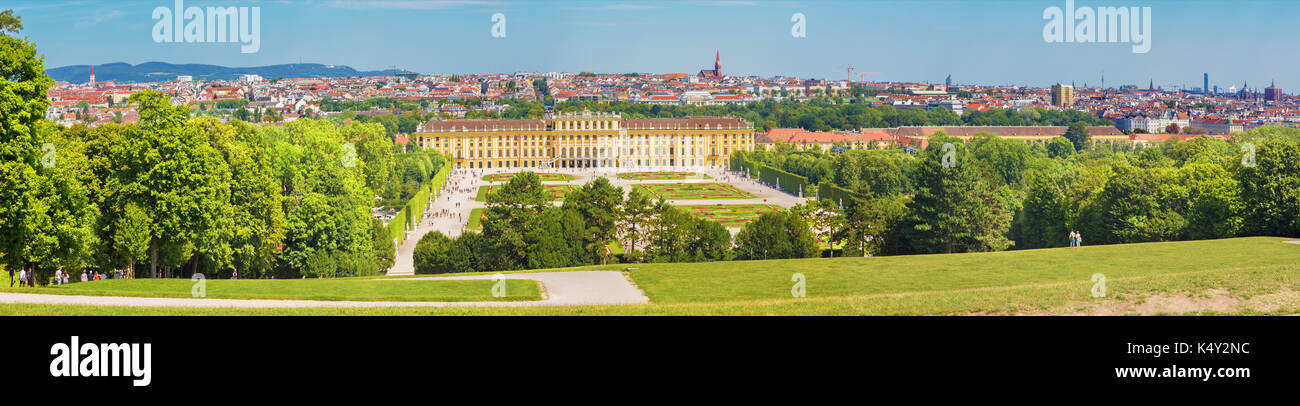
(0, 278, 541, 302)
(483, 172, 575, 182)
(637, 182, 754, 200)
(466, 208, 485, 231)
(617, 171, 712, 181)
(5, 238, 1298, 315)
(476, 184, 574, 202)
(677, 204, 783, 228)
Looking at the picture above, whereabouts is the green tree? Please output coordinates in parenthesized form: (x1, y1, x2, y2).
(1180, 163, 1244, 239)
(266, 119, 375, 277)
(734, 211, 818, 260)
(563, 177, 624, 263)
(0, 11, 55, 279)
(1046, 136, 1074, 159)
(113, 203, 152, 278)
(524, 207, 590, 269)
(790, 199, 844, 256)
(838, 196, 906, 257)
(618, 187, 654, 258)
(1238, 138, 1300, 237)
(119, 90, 233, 278)
(413, 231, 452, 274)
(1077, 165, 1187, 244)
(482, 171, 547, 270)
(22, 124, 98, 284)
(1011, 173, 1071, 249)
(969, 132, 1035, 185)
(894, 139, 1015, 254)
(1064, 122, 1091, 151)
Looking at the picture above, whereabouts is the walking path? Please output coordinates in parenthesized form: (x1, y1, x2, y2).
(0, 271, 649, 308)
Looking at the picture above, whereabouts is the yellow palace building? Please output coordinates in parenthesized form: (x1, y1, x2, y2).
(413, 110, 755, 169)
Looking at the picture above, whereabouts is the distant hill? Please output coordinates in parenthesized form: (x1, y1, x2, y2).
(47, 62, 413, 84)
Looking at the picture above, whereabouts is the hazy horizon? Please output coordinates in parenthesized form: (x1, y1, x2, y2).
(10, 0, 1300, 90)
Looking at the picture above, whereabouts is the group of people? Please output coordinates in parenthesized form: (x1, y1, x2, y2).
(10, 268, 127, 287)
(1069, 230, 1084, 247)
(11, 269, 35, 287)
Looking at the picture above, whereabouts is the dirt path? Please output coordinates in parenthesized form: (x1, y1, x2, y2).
(0, 271, 649, 308)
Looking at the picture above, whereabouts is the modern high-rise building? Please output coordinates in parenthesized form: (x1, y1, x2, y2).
(1203, 73, 1209, 95)
(1265, 80, 1283, 101)
(1050, 83, 1075, 106)
(413, 111, 755, 169)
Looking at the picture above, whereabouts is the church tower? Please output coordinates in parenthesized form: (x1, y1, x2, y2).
(89, 66, 96, 86)
(715, 50, 721, 73)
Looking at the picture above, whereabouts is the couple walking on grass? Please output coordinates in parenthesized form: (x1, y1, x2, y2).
(1069, 230, 1084, 247)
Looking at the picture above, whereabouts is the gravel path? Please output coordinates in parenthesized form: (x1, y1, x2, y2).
(0, 271, 649, 308)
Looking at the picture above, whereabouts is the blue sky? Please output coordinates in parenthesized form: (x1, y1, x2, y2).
(9, 0, 1300, 89)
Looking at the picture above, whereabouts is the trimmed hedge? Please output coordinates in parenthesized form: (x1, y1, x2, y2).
(817, 182, 862, 208)
(387, 153, 453, 245)
(732, 151, 810, 197)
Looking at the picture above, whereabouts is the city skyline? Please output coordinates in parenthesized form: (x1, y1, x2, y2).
(10, 0, 1300, 90)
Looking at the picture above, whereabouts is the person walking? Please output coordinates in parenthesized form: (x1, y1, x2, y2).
(1076, 231, 1083, 247)
(17, 269, 25, 287)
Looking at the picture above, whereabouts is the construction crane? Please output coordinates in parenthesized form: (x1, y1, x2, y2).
(858, 71, 881, 84)
(839, 65, 854, 84)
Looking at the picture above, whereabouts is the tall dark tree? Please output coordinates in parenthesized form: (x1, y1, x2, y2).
(893, 139, 1015, 254)
(482, 171, 547, 270)
(1064, 122, 1091, 151)
(1010, 174, 1071, 249)
(563, 177, 624, 263)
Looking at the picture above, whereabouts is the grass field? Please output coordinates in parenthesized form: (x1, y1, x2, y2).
(476, 184, 574, 202)
(466, 208, 484, 231)
(0, 278, 541, 302)
(637, 182, 754, 200)
(617, 171, 712, 181)
(678, 204, 783, 228)
(483, 172, 575, 182)
(4, 238, 1298, 315)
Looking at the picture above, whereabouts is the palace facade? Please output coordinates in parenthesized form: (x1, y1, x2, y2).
(413, 111, 755, 169)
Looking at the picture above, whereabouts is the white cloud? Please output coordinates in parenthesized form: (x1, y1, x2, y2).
(75, 10, 123, 28)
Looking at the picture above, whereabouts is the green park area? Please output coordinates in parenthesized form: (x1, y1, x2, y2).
(5, 238, 1299, 315)
(617, 171, 712, 181)
(0, 277, 540, 302)
(466, 208, 485, 231)
(483, 172, 575, 182)
(637, 182, 754, 200)
(677, 204, 783, 228)
(476, 184, 574, 201)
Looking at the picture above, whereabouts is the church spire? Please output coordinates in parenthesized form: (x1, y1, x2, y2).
(715, 49, 720, 71)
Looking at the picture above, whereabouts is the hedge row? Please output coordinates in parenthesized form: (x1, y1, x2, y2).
(386, 154, 453, 245)
(817, 182, 862, 208)
(731, 151, 810, 197)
